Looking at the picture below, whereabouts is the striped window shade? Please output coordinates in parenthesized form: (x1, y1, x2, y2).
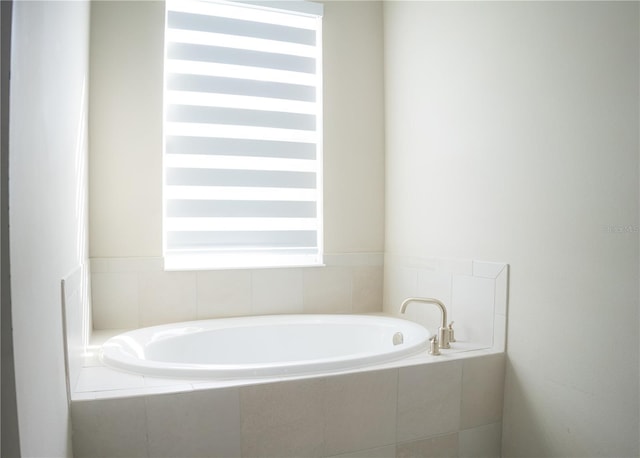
(163, 0, 323, 270)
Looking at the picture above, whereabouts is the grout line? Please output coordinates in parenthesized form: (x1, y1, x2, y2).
(142, 393, 151, 457)
(135, 271, 142, 329)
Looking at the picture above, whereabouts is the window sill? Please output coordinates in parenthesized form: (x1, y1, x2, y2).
(163, 252, 324, 271)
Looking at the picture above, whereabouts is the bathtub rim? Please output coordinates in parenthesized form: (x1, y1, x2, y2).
(99, 314, 434, 380)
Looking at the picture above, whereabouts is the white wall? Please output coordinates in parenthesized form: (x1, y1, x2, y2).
(384, 2, 639, 457)
(89, 0, 385, 259)
(9, 1, 90, 455)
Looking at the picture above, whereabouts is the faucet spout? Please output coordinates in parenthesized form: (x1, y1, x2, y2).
(400, 297, 451, 349)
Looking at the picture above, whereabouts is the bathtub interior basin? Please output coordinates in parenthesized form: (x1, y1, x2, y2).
(100, 314, 432, 379)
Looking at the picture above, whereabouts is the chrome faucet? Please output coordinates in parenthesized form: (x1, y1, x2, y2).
(400, 297, 452, 350)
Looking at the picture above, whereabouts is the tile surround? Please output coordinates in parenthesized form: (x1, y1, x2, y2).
(303, 266, 353, 314)
(327, 444, 396, 458)
(451, 275, 495, 347)
(396, 433, 459, 458)
(75, 366, 144, 393)
(458, 422, 502, 458)
(240, 377, 325, 457)
(139, 270, 197, 327)
(73, 255, 508, 457)
(460, 354, 505, 430)
(61, 263, 90, 403)
(323, 369, 398, 456)
(71, 354, 506, 458)
(196, 270, 252, 318)
(251, 268, 304, 315)
(71, 396, 148, 458)
(146, 388, 241, 458)
(397, 361, 462, 442)
(90, 271, 138, 329)
(352, 266, 384, 313)
(90, 254, 385, 330)
(383, 256, 508, 352)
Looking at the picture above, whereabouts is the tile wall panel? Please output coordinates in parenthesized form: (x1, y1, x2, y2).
(71, 353, 506, 457)
(240, 378, 325, 458)
(76, 255, 508, 457)
(91, 255, 385, 329)
(323, 369, 398, 456)
(384, 256, 508, 353)
(146, 388, 241, 458)
(397, 361, 463, 442)
(460, 354, 506, 430)
(71, 397, 148, 458)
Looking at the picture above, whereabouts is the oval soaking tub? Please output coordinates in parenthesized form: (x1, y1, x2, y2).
(100, 314, 432, 379)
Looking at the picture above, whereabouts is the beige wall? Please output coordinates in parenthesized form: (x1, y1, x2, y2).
(384, 2, 639, 456)
(89, 0, 385, 259)
(9, 1, 90, 455)
(89, 0, 164, 258)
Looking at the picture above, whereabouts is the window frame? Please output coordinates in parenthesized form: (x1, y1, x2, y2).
(162, 0, 324, 271)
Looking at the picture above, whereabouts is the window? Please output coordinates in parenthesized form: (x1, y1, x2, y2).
(163, 0, 323, 270)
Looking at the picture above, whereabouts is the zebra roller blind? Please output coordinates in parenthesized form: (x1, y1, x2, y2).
(163, 0, 323, 270)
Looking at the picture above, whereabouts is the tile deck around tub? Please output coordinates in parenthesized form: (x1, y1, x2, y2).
(73, 324, 502, 401)
(80, 258, 508, 401)
(71, 346, 506, 458)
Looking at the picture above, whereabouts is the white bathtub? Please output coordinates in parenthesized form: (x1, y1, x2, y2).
(100, 314, 432, 379)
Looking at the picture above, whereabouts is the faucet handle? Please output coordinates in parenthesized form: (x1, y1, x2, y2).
(429, 336, 441, 356)
(448, 321, 456, 342)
